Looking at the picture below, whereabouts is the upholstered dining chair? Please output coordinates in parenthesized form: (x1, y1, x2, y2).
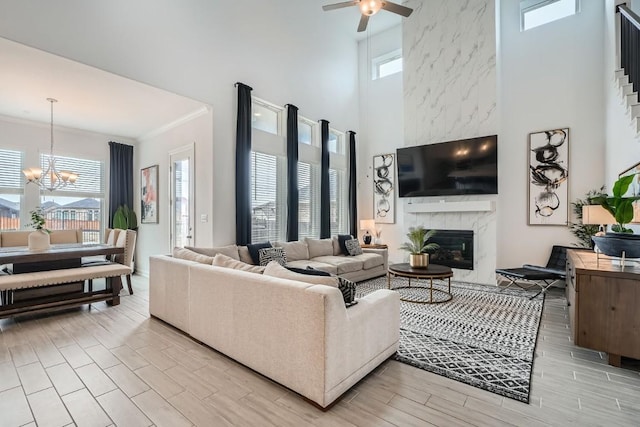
(113, 229, 137, 295)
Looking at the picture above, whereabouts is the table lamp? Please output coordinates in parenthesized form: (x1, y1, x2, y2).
(582, 205, 616, 233)
(360, 219, 375, 244)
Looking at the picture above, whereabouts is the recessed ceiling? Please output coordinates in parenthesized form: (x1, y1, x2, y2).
(0, 37, 207, 140)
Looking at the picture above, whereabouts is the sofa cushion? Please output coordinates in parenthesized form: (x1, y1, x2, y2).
(263, 261, 338, 287)
(259, 247, 287, 266)
(345, 239, 363, 256)
(351, 252, 385, 270)
(173, 247, 213, 264)
(274, 241, 309, 261)
(286, 260, 338, 275)
(185, 245, 240, 260)
(337, 234, 353, 256)
(306, 238, 334, 258)
(312, 256, 363, 275)
(238, 246, 254, 264)
(247, 242, 272, 265)
(212, 253, 265, 273)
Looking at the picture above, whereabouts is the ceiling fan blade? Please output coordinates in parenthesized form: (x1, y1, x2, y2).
(322, 1, 358, 12)
(357, 14, 369, 32)
(381, 1, 413, 17)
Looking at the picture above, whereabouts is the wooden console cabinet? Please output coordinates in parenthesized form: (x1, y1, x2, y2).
(566, 250, 640, 366)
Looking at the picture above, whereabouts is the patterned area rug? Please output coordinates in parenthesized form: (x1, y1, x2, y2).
(357, 277, 543, 402)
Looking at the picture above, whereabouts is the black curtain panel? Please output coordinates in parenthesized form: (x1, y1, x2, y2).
(320, 119, 330, 238)
(348, 131, 357, 238)
(235, 82, 253, 245)
(108, 141, 134, 228)
(286, 104, 299, 241)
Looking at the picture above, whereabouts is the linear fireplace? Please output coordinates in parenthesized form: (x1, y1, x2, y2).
(429, 229, 474, 270)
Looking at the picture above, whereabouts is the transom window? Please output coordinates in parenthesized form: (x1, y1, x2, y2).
(298, 117, 316, 145)
(520, 0, 579, 31)
(372, 49, 403, 80)
(252, 98, 282, 135)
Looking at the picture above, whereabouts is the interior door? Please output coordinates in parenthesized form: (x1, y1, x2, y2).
(169, 144, 195, 249)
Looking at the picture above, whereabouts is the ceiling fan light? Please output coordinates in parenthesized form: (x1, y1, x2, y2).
(360, 0, 382, 16)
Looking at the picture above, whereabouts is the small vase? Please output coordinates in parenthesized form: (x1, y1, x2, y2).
(409, 253, 429, 268)
(28, 230, 50, 251)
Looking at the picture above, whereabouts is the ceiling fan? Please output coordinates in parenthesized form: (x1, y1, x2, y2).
(322, 0, 413, 32)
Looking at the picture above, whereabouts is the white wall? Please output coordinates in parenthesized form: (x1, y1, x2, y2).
(498, 0, 606, 268)
(357, 25, 405, 262)
(0, 1, 360, 268)
(134, 110, 213, 276)
(402, 0, 498, 284)
(0, 115, 135, 227)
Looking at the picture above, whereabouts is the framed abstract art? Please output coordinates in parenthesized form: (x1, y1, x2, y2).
(141, 165, 159, 224)
(528, 128, 569, 226)
(373, 153, 395, 224)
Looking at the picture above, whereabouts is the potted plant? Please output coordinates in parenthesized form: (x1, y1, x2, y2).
(113, 205, 138, 231)
(399, 226, 439, 268)
(27, 207, 51, 251)
(590, 173, 640, 233)
(569, 187, 606, 247)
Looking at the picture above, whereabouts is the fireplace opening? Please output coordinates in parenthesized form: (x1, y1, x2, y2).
(429, 229, 474, 270)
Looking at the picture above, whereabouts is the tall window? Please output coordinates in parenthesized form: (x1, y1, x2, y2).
(0, 149, 24, 230)
(251, 97, 286, 243)
(40, 154, 105, 243)
(298, 161, 321, 239)
(520, 0, 578, 31)
(329, 129, 349, 236)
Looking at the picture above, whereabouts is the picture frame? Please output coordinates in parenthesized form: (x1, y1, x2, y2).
(373, 153, 395, 224)
(141, 165, 159, 224)
(619, 161, 640, 224)
(527, 128, 569, 226)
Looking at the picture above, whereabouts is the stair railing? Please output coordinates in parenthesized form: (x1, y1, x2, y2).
(618, 4, 640, 102)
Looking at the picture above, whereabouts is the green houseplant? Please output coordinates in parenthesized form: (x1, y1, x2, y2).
(590, 174, 640, 233)
(570, 187, 606, 247)
(113, 205, 138, 230)
(399, 226, 439, 268)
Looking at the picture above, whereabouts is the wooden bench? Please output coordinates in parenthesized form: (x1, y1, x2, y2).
(0, 263, 131, 318)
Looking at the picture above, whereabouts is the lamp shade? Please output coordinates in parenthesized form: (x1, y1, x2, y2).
(582, 205, 616, 225)
(360, 219, 375, 231)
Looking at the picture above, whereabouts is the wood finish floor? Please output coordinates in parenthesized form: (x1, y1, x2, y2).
(1, 276, 639, 427)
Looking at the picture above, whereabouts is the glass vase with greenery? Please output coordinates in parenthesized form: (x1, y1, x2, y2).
(28, 207, 50, 233)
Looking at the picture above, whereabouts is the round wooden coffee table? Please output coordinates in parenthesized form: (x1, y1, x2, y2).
(387, 263, 453, 304)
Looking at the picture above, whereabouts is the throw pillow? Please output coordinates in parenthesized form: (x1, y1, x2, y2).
(337, 234, 353, 256)
(345, 239, 363, 256)
(259, 247, 287, 266)
(263, 261, 339, 287)
(185, 245, 240, 260)
(172, 247, 214, 264)
(212, 253, 265, 273)
(338, 277, 358, 307)
(285, 266, 332, 276)
(247, 241, 272, 265)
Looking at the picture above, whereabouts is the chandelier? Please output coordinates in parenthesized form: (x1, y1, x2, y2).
(22, 98, 78, 191)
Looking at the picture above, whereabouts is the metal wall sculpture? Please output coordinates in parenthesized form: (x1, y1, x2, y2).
(528, 128, 569, 225)
(373, 153, 395, 224)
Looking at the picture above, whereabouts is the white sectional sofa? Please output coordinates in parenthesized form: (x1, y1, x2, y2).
(149, 254, 400, 408)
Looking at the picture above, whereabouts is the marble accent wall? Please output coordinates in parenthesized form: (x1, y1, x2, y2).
(403, 0, 498, 284)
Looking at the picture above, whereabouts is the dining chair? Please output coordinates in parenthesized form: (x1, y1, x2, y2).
(113, 229, 137, 295)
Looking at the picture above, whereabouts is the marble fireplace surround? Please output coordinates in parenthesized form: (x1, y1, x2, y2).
(403, 197, 497, 284)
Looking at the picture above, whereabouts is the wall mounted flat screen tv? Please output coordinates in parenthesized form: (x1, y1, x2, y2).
(397, 135, 498, 197)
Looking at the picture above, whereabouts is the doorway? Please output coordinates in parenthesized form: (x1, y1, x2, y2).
(169, 144, 195, 249)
